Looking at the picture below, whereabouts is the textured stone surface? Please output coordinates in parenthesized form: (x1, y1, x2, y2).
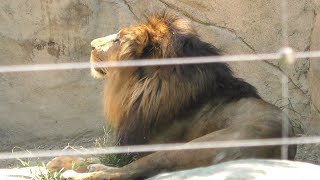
(309, 1, 320, 134)
(1, 160, 320, 180)
(149, 159, 320, 180)
(0, 0, 319, 163)
(0, 166, 46, 180)
(0, 0, 137, 151)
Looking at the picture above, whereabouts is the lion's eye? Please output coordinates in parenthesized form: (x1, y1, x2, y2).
(113, 38, 120, 43)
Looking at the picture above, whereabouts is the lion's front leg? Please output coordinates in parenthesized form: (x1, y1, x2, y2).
(47, 156, 90, 173)
(59, 124, 292, 180)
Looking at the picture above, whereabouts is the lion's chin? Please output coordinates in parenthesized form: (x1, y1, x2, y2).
(90, 68, 106, 79)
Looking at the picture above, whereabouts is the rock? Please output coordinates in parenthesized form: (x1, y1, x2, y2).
(309, 2, 320, 134)
(149, 159, 320, 180)
(0, 166, 46, 180)
(1, 160, 320, 180)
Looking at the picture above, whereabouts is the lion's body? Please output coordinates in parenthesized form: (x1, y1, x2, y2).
(50, 13, 296, 180)
(105, 61, 262, 147)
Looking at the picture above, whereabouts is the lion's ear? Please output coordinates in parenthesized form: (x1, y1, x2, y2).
(132, 27, 150, 56)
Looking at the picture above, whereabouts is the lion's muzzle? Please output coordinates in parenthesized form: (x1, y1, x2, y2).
(90, 33, 119, 51)
(90, 33, 119, 78)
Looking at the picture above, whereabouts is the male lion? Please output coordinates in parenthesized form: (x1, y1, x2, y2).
(50, 13, 296, 180)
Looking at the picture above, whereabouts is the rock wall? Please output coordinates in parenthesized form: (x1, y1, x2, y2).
(0, 0, 319, 151)
(310, 0, 320, 134)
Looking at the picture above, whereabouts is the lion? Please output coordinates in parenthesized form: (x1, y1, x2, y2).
(48, 12, 297, 180)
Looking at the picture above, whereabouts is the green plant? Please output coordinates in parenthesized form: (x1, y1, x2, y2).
(93, 126, 139, 167)
(99, 153, 140, 167)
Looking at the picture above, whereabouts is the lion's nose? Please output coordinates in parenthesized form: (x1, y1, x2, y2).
(91, 41, 97, 50)
(91, 39, 100, 50)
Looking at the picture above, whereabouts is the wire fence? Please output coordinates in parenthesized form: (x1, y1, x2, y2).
(0, 0, 320, 164)
(0, 136, 320, 160)
(0, 50, 319, 73)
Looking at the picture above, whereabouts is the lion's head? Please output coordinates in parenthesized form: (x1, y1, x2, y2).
(90, 12, 220, 78)
(90, 13, 259, 146)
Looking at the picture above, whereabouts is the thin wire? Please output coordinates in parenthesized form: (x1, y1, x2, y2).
(0, 52, 319, 160)
(281, 75, 289, 159)
(0, 53, 280, 73)
(280, 0, 290, 159)
(0, 136, 319, 160)
(295, 51, 320, 59)
(0, 51, 320, 73)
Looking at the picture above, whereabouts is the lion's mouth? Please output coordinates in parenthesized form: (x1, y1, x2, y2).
(90, 53, 108, 78)
(90, 63, 107, 78)
(94, 66, 106, 74)
(91, 60, 108, 74)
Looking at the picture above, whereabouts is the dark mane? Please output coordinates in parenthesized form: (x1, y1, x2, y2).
(104, 12, 260, 146)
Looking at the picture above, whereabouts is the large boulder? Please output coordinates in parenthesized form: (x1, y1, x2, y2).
(1, 160, 319, 180)
(149, 159, 320, 180)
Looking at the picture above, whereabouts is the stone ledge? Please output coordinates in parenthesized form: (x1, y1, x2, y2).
(0, 167, 46, 180)
(149, 159, 320, 180)
(1, 160, 320, 180)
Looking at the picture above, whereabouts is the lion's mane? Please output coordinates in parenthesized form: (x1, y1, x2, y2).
(102, 12, 260, 146)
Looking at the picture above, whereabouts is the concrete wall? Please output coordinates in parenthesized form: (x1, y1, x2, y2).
(0, 0, 319, 151)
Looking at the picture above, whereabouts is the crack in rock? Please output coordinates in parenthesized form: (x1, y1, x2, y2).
(264, 61, 309, 95)
(157, 0, 256, 52)
(122, 0, 140, 21)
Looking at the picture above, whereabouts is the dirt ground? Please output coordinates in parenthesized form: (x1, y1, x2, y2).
(0, 132, 104, 169)
(295, 143, 320, 165)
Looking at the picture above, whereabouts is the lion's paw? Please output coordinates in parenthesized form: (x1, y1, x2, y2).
(60, 170, 94, 180)
(60, 170, 79, 180)
(47, 156, 88, 173)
